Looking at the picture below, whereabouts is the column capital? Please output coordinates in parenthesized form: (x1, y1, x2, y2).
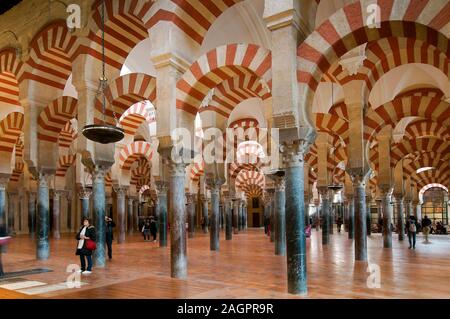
(280, 139, 311, 168)
(92, 166, 108, 180)
(378, 184, 392, 196)
(113, 185, 128, 198)
(0, 174, 9, 190)
(155, 181, 169, 193)
(317, 186, 329, 199)
(205, 177, 225, 192)
(347, 167, 371, 187)
(168, 160, 189, 177)
(77, 186, 92, 199)
(185, 193, 195, 204)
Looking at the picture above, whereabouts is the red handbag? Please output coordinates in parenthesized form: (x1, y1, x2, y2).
(85, 239, 97, 251)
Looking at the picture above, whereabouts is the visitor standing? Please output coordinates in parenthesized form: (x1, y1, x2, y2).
(150, 217, 157, 242)
(421, 215, 432, 243)
(105, 216, 115, 259)
(406, 216, 418, 250)
(75, 218, 96, 274)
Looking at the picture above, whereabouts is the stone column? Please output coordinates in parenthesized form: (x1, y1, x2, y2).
(280, 139, 309, 295)
(243, 203, 247, 229)
(168, 161, 188, 279)
(380, 186, 392, 248)
(395, 195, 405, 241)
(78, 187, 92, 220)
(186, 193, 195, 239)
(405, 198, 412, 220)
(232, 198, 239, 234)
(37, 173, 50, 260)
(134, 199, 139, 233)
(28, 191, 37, 238)
(347, 195, 354, 239)
(7, 192, 17, 234)
(317, 187, 330, 245)
(366, 195, 372, 236)
(224, 196, 232, 240)
(206, 178, 223, 251)
(238, 200, 243, 231)
(52, 190, 61, 239)
(376, 199, 382, 228)
(413, 200, 421, 221)
(202, 197, 209, 233)
(269, 190, 275, 242)
(66, 192, 72, 231)
(0, 177, 8, 231)
(155, 181, 168, 247)
(273, 173, 286, 256)
(349, 168, 370, 261)
(92, 167, 107, 268)
(114, 186, 127, 244)
(127, 197, 134, 234)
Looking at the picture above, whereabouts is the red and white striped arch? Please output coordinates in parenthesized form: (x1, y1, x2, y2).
(228, 163, 259, 180)
(56, 154, 76, 177)
(314, 113, 349, 146)
(419, 183, 448, 199)
(413, 169, 450, 189)
(38, 96, 77, 143)
(235, 170, 265, 190)
(58, 121, 77, 149)
(390, 137, 450, 168)
(119, 141, 153, 170)
(364, 95, 450, 141)
(323, 37, 450, 91)
(99, 73, 156, 125)
(200, 75, 271, 117)
(0, 48, 22, 108)
(86, 0, 152, 70)
(21, 20, 76, 91)
(144, 0, 243, 46)
(404, 119, 450, 142)
(119, 100, 156, 135)
(190, 161, 204, 182)
(177, 43, 271, 115)
(404, 153, 448, 176)
(0, 112, 24, 153)
(297, 0, 450, 123)
(328, 102, 348, 122)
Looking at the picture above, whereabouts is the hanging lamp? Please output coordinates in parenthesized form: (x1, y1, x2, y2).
(82, 0, 124, 144)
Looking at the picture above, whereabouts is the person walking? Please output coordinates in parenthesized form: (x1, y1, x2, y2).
(406, 216, 418, 250)
(142, 219, 151, 241)
(105, 216, 116, 260)
(421, 215, 432, 243)
(150, 217, 157, 242)
(336, 217, 343, 233)
(75, 218, 96, 274)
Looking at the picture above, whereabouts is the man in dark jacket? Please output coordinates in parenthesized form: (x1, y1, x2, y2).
(105, 216, 116, 260)
(422, 215, 432, 243)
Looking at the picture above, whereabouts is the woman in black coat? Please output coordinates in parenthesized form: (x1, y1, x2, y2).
(76, 218, 96, 274)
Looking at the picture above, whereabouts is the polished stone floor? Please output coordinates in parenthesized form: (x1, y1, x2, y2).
(0, 227, 449, 299)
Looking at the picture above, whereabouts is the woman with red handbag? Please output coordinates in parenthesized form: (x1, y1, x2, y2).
(75, 217, 96, 274)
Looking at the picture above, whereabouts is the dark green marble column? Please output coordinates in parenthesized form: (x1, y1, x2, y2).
(380, 187, 392, 248)
(78, 187, 91, 220)
(52, 191, 61, 239)
(114, 186, 127, 244)
(28, 191, 36, 238)
(169, 161, 188, 279)
(92, 167, 107, 267)
(232, 199, 239, 234)
(317, 187, 330, 245)
(207, 179, 222, 251)
(348, 194, 355, 239)
(0, 177, 8, 231)
(187, 193, 195, 238)
(224, 197, 232, 240)
(395, 195, 405, 241)
(366, 196, 372, 236)
(37, 174, 50, 260)
(202, 197, 209, 233)
(349, 169, 369, 262)
(273, 174, 286, 256)
(280, 140, 308, 295)
(156, 182, 168, 247)
(127, 197, 134, 234)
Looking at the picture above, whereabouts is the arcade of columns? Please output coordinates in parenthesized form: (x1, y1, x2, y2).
(0, 0, 449, 295)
